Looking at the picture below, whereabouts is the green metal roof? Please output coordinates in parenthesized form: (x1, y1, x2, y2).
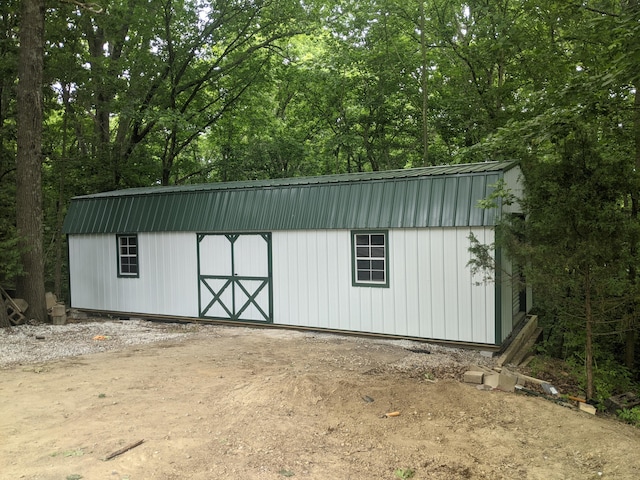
(63, 161, 519, 234)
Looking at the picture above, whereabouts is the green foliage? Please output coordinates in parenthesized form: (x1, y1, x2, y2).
(567, 355, 634, 406)
(394, 467, 415, 479)
(475, 179, 516, 210)
(0, 229, 23, 282)
(0, 179, 23, 284)
(466, 233, 496, 284)
(618, 406, 640, 427)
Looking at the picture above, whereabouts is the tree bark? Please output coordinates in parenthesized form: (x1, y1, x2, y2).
(15, 0, 47, 323)
(419, 0, 429, 166)
(0, 298, 10, 328)
(585, 268, 594, 401)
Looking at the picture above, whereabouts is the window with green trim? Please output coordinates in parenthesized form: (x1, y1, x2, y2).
(117, 234, 139, 277)
(352, 231, 389, 287)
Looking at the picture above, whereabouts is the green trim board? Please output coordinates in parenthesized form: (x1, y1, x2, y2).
(351, 230, 390, 288)
(494, 246, 502, 346)
(63, 161, 518, 234)
(116, 234, 140, 278)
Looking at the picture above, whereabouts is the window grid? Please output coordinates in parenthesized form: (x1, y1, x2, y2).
(118, 235, 139, 276)
(353, 232, 387, 286)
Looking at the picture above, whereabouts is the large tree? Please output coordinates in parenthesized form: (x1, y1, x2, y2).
(15, 0, 46, 322)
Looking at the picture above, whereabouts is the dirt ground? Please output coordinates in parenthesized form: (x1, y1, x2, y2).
(1, 323, 639, 480)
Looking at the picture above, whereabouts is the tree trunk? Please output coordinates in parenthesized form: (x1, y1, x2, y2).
(419, 0, 429, 166)
(585, 268, 594, 401)
(0, 297, 10, 328)
(15, 0, 47, 323)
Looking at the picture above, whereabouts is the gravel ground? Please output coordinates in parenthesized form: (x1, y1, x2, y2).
(0, 317, 496, 373)
(0, 319, 208, 368)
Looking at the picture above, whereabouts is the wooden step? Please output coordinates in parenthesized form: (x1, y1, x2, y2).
(496, 315, 539, 367)
(511, 327, 543, 366)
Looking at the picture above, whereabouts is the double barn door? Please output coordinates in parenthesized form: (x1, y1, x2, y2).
(198, 233, 272, 322)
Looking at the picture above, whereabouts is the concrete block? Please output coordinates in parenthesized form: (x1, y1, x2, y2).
(464, 371, 484, 384)
(45, 292, 57, 310)
(12, 298, 28, 313)
(498, 372, 518, 392)
(579, 402, 597, 415)
(51, 303, 67, 325)
(468, 364, 494, 374)
(483, 373, 500, 388)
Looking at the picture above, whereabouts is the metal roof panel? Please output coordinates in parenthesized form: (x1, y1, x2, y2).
(63, 161, 519, 234)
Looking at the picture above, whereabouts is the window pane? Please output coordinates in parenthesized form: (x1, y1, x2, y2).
(357, 271, 371, 281)
(357, 260, 371, 269)
(129, 246, 137, 255)
(371, 270, 385, 281)
(370, 247, 385, 257)
(356, 235, 369, 245)
(371, 234, 385, 245)
(371, 260, 384, 270)
(356, 246, 369, 257)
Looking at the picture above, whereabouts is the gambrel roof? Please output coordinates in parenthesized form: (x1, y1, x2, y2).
(63, 161, 519, 234)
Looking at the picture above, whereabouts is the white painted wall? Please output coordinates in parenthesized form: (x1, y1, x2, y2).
(69, 233, 199, 317)
(271, 228, 496, 344)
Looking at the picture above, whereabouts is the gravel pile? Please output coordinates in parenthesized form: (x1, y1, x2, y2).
(0, 319, 212, 368)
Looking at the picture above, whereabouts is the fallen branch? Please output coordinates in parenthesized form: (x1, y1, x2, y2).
(103, 439, 144, 461)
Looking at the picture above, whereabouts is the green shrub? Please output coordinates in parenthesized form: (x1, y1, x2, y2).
(618, 406, 640, 426)
(567, 356, 634, 407)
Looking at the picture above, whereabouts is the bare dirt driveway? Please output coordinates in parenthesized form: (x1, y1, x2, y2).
(1, 320, 639, 480)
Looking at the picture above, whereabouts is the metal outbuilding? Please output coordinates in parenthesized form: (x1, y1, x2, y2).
(63, 161, 529, 346)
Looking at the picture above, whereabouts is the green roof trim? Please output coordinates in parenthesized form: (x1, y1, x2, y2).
(63, 161, 519, 234)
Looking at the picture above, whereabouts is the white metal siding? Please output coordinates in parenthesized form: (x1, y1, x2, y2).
(503, 165, 523, 214)
(70, 228, 498, 343)
(272, 228, 496, 344)
(69, 233, 198, 316)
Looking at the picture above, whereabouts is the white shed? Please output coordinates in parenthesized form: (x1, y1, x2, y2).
(63, 161, 528, 346)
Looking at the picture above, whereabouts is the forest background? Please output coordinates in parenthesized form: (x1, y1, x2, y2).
(1, 0, 640, 406)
